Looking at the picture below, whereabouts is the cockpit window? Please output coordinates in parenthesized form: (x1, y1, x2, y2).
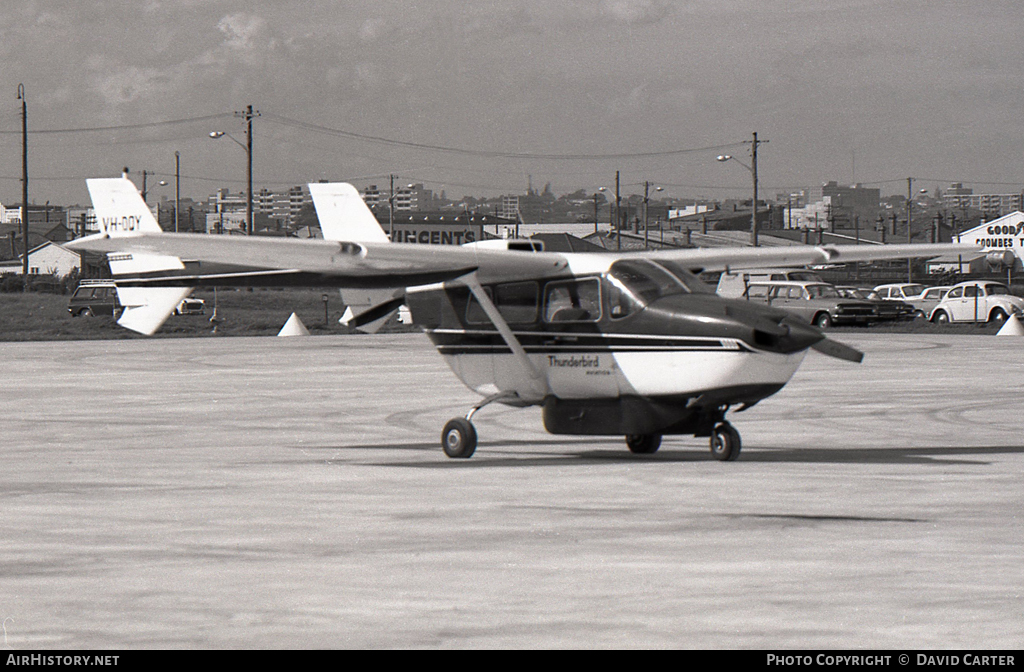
(607, 259, 692, 306)
(649, 260, 715, 294)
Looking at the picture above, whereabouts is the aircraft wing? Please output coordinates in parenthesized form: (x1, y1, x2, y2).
(67, 231, 978, 285)
(638, 242, 979, 273)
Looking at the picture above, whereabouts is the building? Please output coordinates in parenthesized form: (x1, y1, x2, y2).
(804, 181, 880, 229)
(0, 241, 80, 278)
(953, 211, 1024, 272)
(942, 183, 1023, 218)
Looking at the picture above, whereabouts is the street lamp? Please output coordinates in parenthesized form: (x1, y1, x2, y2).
(642, 181, 664, 249)
(596, 187, 612, 236)
(716, 132, 765, 247)
(209, 130, 253, 235)
(905, 180, 929, 281)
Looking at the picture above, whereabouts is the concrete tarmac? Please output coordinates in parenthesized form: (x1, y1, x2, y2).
(0, 332, 1021, 649)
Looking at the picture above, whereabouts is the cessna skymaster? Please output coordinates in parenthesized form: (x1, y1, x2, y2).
(67, 178, 978, 460)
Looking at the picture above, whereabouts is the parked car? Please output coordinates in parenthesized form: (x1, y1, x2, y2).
(835, 286, 915, 322)
(67, 281, 120, 317)
(929, 281, 1024, 324)
(173, 297, 206, 315)
(743, 280, 877, 328)
(874, 283, 951, 318)
(717, 268, 826, 298)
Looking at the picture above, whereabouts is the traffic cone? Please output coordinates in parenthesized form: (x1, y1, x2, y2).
(278, 312, 310, 337)
(996, 314, 1024, 336)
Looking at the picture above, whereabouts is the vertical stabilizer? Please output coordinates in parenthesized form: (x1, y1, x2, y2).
(86, 177, 191, 335)
(308, 182, 389, 243)
(86, 177, 164, 237)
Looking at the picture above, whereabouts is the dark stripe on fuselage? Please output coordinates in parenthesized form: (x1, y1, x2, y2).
(426, 329, 752, 355)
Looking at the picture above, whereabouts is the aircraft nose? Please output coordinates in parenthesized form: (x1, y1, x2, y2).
(740, 306, 824, 354)
(777, 317, 825, 353)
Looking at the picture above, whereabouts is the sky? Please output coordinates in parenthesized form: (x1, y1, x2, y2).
(2, 0, 1024, 207)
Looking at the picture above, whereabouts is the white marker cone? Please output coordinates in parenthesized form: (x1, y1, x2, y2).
(996, 314, 1024, 336)
(278, 312, 310, 337)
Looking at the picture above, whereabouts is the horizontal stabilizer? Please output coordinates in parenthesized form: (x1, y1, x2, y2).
(341, 296, 406, 330)
(116, 286, 193, 336)
(810, 337, 864, 363)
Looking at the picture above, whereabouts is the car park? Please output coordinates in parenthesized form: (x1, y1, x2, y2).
(835, 286, 915, 322)
(67, 280, 120, 317)
(743, 280, 877, 328)
(928, 281, 1024, 324)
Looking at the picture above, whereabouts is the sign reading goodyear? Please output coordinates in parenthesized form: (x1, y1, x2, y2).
(958, 211, 1024, 261)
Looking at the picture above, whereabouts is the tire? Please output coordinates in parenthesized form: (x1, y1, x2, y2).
(441, 418, 477, 459)
(80, 307, 94, 317)
(814, 313, 832, 329)
(989, 308, 1008, 324)
(626, 434, 661, 454)
(932, 310, 949, 324)
(710, 423, 741, 461)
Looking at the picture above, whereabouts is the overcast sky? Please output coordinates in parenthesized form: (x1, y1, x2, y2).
(2, 0, 1023, 206)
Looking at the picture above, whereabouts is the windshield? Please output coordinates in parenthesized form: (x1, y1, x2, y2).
(650, 260, 714, 294)
(901, 284, 926, 297)
(607, 259, 691, 307)
(806, 284, 840, 299)
(984, 284, 1011, 296)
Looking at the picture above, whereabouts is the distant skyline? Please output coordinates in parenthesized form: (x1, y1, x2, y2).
(2, 1, 1024, 206)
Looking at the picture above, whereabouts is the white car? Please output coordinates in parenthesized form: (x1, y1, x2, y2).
(929, 281, 1024, 324)
(173, 297, 206, 316)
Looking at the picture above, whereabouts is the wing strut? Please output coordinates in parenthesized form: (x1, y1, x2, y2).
(459, 272, 550, 400)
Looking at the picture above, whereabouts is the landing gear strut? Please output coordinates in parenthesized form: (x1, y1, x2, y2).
(709, 422, 741, 461)
(441, 392, 518, 459)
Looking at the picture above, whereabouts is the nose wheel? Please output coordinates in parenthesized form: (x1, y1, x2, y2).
(441, 418, 477, 459)
(710, 422, 741, 461)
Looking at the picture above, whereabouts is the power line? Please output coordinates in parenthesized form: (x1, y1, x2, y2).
(0, 112, 234, 135)
(261, 112, 745, 160)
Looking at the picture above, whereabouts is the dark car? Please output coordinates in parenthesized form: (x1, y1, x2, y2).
(68, 281, 121, 317)
(835, 286, 915, 322)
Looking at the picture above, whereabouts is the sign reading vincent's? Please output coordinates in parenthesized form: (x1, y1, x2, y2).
(384, 213, 514, 245)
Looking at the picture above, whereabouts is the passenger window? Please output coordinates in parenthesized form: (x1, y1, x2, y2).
(544, 278, 601, 322)
(465, 282, 540, 325)
(746, 285, 769, 299)
(495, 282, 538, 323)
(963, 286, 978, 298)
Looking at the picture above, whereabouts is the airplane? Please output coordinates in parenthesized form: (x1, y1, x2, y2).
(67, 177, 979, 461)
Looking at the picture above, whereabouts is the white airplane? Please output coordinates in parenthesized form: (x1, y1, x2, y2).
(68, 178, 978, 460)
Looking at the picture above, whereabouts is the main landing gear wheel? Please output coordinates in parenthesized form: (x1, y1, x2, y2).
(710, 422, 741, 461)
(441, 418, 477, 459)
(625, 434, 661, 454)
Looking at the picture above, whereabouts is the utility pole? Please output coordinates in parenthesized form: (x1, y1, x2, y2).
(235, 104, 259, 234)
(18, 84, 28, 280)
(615, 170, 621, 251)
(389, 174, 395, 241)
(750, 132, 762, 247)
(907, 177, 913, 282)
(174, 151, 180, 233)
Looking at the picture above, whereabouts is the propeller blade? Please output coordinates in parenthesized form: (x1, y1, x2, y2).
(810, 337, 864, 363)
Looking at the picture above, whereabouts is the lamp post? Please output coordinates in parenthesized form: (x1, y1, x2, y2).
(597, 186, 612, 236)
(209, 129, 253, 235)
(716, 132, 765, 247)
(642, 181, 663, 249)
(905, 179, 928, 282)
